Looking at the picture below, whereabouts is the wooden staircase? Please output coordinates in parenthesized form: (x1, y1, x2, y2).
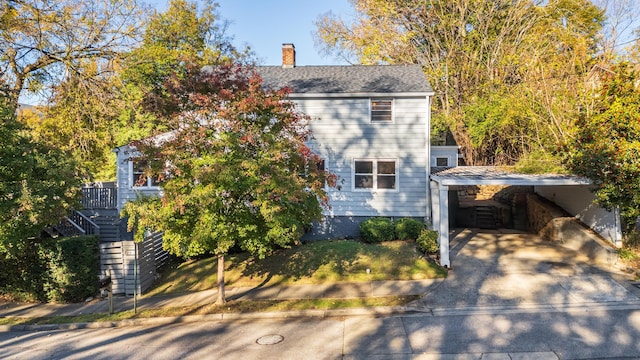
(44, 210, 100, 238)
(70, 182, 169, 295)
(81, 209, 122, 242)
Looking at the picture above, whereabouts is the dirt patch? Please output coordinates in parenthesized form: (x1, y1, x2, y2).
(620, 255, 640, 280)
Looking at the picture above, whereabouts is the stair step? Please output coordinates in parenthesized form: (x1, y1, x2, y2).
(475, 206, 497, 229)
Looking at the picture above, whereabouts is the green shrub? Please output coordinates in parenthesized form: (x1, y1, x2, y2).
(395, 218, 425, 240)
(417, 229, 439, 254)
(0, 240, 49, 302)
(1, 235, 100, 303)
(618, 247, 639, 260)
(41, 235, 100, 303)
(359, 218, 396, 243)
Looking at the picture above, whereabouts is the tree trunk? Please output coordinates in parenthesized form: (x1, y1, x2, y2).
(216, 254, 226, 305)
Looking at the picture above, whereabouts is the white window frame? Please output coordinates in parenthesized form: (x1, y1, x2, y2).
(129, 159, 162, 189)
(352, 158, 398, 191)
(370, 98, 394, 123)
(316, 158, 330, 189)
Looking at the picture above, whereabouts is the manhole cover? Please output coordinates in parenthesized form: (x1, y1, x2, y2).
(256, 334, 284, 345)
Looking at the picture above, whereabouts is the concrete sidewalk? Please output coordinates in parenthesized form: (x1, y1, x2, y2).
(0, 279, 441, 319)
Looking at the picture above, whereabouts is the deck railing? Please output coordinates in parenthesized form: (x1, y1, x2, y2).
(82, 183, 117, 209)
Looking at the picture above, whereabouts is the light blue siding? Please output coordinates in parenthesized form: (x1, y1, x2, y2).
(295, 96, 430, 218)
(114, 145, 162, 211)
(431, 146, 460, 167)
(113, 95, 431, 240)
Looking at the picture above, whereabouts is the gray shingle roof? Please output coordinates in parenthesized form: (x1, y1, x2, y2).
(256, 65, 433, 95)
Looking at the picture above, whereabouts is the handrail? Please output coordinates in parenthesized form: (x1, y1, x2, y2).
(69, 209, 101, 236)
(73, 210, 101, 231)
(64, 216, 86, 235)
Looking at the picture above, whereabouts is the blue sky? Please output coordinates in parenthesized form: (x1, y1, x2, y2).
(151, 0, 354, 66)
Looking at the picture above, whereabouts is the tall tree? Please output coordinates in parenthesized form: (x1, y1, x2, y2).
(121, 0, 245, 118)
(0, 0, 146, 113)
(122, 63, 335, 304)
(564, 63, 640, 231)
(0, 97, 81, 257)
(315, 0, 605, 166)
(25, 0, 245, 180)
(29, 61, 122, 180)
(592, 0, 640, 61)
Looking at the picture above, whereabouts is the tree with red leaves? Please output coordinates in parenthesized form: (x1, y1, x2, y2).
(122, 62, 335, 304)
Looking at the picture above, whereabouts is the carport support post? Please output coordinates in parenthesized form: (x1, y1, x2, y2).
(439, 185, 450, 268)
(430, 181, 440, 230)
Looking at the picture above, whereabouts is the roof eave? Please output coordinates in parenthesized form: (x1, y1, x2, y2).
(430, 175, 592, 187)
(287, 91, 435, 98)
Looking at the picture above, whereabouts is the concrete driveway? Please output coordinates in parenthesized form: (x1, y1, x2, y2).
(415, 228, 640, 311)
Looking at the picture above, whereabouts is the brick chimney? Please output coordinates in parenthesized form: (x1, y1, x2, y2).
(282, 43, 295, 68)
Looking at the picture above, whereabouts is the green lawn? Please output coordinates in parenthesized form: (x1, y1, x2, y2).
(145, 240, 447, 297)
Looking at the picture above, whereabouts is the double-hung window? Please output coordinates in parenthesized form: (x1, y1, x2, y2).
(370, 98, 393, 122)
(354, 159, 397, 190)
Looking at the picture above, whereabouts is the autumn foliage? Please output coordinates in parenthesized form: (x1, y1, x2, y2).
(123, 62, 335, 258)
(564, 63, 640, 229)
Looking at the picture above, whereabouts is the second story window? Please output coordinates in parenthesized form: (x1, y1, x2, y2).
(370, 98, 393, 122)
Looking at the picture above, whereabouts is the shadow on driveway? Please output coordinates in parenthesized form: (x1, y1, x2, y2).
(416, 228, 640, 309)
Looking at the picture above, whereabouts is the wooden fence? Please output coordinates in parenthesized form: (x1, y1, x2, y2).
(99, 230, 168, 296)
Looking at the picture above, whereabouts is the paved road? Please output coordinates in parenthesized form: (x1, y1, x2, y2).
(2, 307, 640, 359)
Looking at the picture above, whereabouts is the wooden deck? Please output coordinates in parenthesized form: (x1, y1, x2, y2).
(81, 182, 117, 210)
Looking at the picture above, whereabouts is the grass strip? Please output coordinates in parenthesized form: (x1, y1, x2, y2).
(0, 295, 421, 326)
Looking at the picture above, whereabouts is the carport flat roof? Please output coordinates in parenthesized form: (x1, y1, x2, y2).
(430, 166, 591, 186)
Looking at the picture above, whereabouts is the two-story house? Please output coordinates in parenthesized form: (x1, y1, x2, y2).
(107, 44, 463, 293)
(115, 43, 441, 241)
(258, 44, 435, 240)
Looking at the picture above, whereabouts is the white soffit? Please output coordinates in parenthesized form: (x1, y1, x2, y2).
(430, 166, 591, 186)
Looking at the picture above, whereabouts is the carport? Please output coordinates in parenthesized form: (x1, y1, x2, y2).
(429, 166, 621, 268)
